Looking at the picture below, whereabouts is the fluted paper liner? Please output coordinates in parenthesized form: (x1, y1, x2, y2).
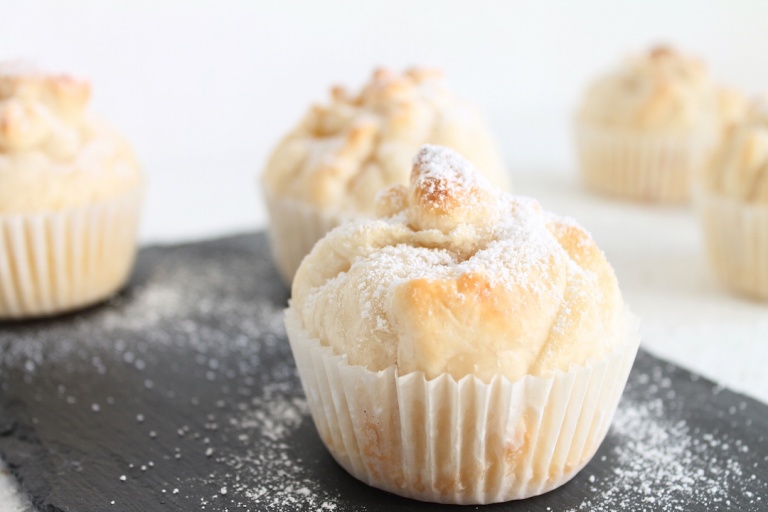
(0, 187, 143, 319)
(285, 307, 641, 504)
(263, 188, 358, 284)
(696, 190, 768, 299)
(575, 119, 716, 203)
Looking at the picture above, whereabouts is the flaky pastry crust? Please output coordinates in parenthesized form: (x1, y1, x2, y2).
(0, 63, 142, 213)
(293, 145, 624, 382)
(262, 68, 508, 214)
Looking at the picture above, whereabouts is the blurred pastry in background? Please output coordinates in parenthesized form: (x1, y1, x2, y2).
(260, 67, 509, 283)
(0, 63, 144, 319)
(697, 100, 768, 299)
(575, 46, 734, 203)
(717, 86, 749, 135)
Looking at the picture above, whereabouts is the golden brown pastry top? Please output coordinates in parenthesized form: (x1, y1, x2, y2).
(705, 101, 768, 202)
(262, 68, 509, 214)
(0, 63, 142, 213)
(292, 145, 624, 382)
(578, 46, 721, 133)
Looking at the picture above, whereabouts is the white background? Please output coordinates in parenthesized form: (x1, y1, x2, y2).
(2, 2, 768, 510)
(3, 1, 768, 242)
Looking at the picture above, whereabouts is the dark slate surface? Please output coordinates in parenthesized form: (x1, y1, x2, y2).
(0, 232, 766, 512)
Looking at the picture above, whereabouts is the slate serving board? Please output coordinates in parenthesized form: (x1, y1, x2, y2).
(1, 232, 766, 512)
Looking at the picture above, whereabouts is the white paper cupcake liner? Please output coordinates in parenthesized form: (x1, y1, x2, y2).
(263, 188, 358, 284)
(0, 187, 143, 319)
(285, 307, 641, 504)
(696, 190, 768, 299)
(574, 120, 716, 203)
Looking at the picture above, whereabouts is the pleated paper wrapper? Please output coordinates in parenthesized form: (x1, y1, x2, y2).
(0, 187, 143, 319)
(285, 307, 641, 504)
(575, 120, 715, 203)
(696, 190, 768, 300)
(263, 188, 358, 284)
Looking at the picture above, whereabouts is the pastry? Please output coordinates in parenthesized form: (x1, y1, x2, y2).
(575, 46, 725, 202)
(286, 145, 640, 503)
(0, 63, 144, 318)
(261, 68, 509, 282)
(698, 101, 768, 298)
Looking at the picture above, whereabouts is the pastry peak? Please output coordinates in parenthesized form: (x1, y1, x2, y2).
(400, 145, 498, 233)
(410, 144, 485, 191)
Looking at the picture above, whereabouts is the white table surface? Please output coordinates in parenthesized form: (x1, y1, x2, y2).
(0, 465, 33, 512)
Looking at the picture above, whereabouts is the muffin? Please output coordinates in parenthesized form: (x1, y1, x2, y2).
(286, 145, 640, 503)
(0, 64, 143, 319)
(261, 67, 509, 283)
(697, 102, 768, 299)
(575, 46, 724, 202)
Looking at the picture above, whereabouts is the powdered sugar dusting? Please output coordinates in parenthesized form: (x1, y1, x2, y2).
(210, 381, 345, 511)
(576, 398, 741, 510)
(297, 149, 615, 374)
(569, 356, 767, 511)
(411, 144, 488, 192)
(0, 234, 350, 511)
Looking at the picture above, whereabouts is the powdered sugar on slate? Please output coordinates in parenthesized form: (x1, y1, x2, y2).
(569, 359, 765, 512)
(214, 381, 344, 511)
(2, 233, 766, 511)
(0, 235, 348, 510)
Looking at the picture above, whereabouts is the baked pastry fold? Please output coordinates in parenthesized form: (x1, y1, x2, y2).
(287, 145, 640, 503)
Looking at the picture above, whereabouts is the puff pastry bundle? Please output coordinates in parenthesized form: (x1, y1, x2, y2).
(286, 145, 640, 503)
(261, 68, 509, 282)
(575, 46, 743, 202)
(697, 102, 768, 299)
(0, 63, 143, 318)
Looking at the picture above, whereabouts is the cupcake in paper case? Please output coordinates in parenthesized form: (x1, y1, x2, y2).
(697, 101, 768, 299)
(285, 145, 640, 504)
(260, 67, 510, 283)
(575, 45, 732, 203)
(0, 63, 144, 319)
